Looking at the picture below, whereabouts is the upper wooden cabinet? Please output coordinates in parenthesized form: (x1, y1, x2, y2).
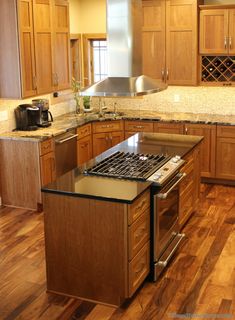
(200, 6, 235, 55)
(142, 0, 200, 86)
(0, 0, 70, 99)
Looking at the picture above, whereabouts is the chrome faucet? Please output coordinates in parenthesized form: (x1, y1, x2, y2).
(99, 98, 107, 117)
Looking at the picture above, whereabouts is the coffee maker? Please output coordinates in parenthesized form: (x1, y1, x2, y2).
(15, 104, 40, 131)
(32, 99, 53, 127)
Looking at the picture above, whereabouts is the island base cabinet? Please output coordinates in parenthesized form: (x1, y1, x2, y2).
(43, 190, 150, 306)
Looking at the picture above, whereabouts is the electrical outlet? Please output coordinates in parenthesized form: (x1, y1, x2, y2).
(173, 94, 180, 103)
(0, 110, 8, 121)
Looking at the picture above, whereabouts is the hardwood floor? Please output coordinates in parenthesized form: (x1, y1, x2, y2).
(0, 184, 234, 320)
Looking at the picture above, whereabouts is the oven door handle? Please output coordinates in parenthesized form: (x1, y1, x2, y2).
(55, 134, 78, 144)
(156, 172, 186, 199)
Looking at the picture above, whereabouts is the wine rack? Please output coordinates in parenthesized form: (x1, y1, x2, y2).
(201, 56, 235, 84)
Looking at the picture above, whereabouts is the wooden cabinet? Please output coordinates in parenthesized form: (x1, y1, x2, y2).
(43, 188, 150, 306)
(92, 121, 124, 157)
(0, 0, 70, 98)
(216, 125, 235, 180)
(40, 139, 56, 187)
(142, 0, 199, 86)
(127, 189, 150, 297)
(179, 146, 200, 228)
(125, 120, 154, 139)
(154, 122, 184, 134)
(77, 124, 92, 166)
(200, 6, 235, 55)
(142, 0, 166, 82)
(184, 123, 216, 178)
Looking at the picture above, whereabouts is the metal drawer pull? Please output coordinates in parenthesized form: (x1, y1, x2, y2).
(55, 134, 78, 144)
(157, 233, 185, 267)
(134, 125, 144, 129)
(157, 173, 186, 199)
(224, 36, 227, 49)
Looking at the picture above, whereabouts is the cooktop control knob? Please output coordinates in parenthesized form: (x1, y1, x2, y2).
(172, 155, 181, 163)
(153, 172, 162, 181)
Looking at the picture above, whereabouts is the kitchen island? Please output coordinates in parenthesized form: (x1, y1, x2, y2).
(42, 132, 202, 306)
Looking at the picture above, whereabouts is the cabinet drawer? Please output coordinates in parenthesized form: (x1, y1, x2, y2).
(92, 120, 123, 133)
(125, 121, 154, 132)
(128, 210, 150, 260)
(40, 139, 54, 156)
(217, 125, 235, 138)
(77, 123, 91, 139)
(128, 241, 150, 297)
(128, 189, 150, 225)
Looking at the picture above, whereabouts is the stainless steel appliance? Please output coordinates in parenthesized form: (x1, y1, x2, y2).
(81, 0, 167, 97)
(55, 130, 78, 177)
(84, 151, 186, 280)
(15, 104, 40, 131)
(32, 99, 53, 127)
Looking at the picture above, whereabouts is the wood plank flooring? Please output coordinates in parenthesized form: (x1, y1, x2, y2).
(0, 184, 234, 320)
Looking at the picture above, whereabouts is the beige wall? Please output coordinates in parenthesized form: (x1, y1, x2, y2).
(69, 0, 81, 34)
(69, 0, 106, 34)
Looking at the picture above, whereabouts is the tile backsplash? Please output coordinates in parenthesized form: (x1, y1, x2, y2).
(0, 86, 235, 134)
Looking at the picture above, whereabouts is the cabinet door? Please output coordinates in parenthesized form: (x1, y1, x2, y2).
(93, 133, 110, 157)
(40, 151, 56, 186)
(33, 0, 54, 94)
(185, 123, 216, 178)
(228, 9, 235, 54)
(166, 0, 198, 85)
(200, 9, 228, 54)
(18, 0, 37, 97)
(142, 0, 166, 82)
(53, 0, 70, 90)
(154, 122, 184, 134)
(77, 135, 93, 166)
(110, 131, 124, 147)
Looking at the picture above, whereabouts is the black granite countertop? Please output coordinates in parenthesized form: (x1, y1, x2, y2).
(41, 132, 203, 203)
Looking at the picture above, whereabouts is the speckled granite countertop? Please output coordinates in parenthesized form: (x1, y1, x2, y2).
(1, 110, 235, 141)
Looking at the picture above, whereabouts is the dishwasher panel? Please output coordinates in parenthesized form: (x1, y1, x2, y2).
(55, 130, 78, 177)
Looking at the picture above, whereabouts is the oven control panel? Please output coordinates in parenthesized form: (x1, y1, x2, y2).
(147, 156, 185, 185)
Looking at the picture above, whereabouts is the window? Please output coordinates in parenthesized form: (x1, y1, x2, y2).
(83, 34, 107, 86)
(91, 40, 108, 82)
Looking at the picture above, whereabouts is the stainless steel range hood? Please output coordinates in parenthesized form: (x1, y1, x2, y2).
(80, 0, 167, 97)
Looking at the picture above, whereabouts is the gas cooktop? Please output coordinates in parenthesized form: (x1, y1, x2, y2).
(83, 151, 185, 185)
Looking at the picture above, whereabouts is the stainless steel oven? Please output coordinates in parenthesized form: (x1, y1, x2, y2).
(151, 172, 186, 281)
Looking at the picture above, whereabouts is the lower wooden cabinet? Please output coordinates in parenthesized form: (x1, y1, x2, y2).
(184, 123, 216, 178)
(77, 124, 93, 166)
(93, 131, 124, 157)
(154, 122, 184, 134)
(216, 125, 235, 180)
(40, 139, 56, 187)
(40, 151, 56, 186)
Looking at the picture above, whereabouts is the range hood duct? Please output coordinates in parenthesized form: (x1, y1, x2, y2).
(80, 0, 167, 97)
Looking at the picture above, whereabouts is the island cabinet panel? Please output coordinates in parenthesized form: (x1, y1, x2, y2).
(184, 123, 216, 178)
(179, 145, 201, 228)
(0, 139, 41, 210)
(77, 124, 92, 166)
(216, 125, 235, 180)
(43, 188, 151, 306)
(154, 122, 184, 134)
(92, 121, 124, 157)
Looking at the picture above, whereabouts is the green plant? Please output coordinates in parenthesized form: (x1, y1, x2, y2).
(71, 77, 82, 114)
(83, 96, 91, 109)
